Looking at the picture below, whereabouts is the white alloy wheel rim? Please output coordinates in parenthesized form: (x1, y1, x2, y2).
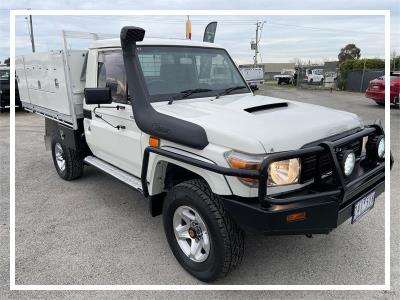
(173, 205, 211, 263)
(55, 143, 66, 172)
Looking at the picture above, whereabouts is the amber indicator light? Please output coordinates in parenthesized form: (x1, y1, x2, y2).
(149, 136, 160, 148)
(286, 212, 306, 222)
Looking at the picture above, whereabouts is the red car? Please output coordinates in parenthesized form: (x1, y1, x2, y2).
(365, 72, 400, 107)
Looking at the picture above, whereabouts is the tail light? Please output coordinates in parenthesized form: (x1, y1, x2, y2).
(370, 82, 384, 91)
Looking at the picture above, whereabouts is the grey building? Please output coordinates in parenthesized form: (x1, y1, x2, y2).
(263, 63, 296, 80)
(324, 61, 339, 72)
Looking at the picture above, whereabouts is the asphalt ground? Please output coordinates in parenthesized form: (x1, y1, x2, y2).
(0, 85, 399, 299)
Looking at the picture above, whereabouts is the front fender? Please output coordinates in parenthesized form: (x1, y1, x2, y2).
(146, 149, 232, 196)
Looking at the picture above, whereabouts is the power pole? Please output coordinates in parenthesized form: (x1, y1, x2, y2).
(254, 22, 259, 66)
(29, 15, 35, 52)
(252, 21, 265, 67)
(25, 14, 35, 52)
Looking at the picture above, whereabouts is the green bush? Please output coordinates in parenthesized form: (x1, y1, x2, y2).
(392, 56, 400, 71)
(337, 78, 346, 90)
(340, 58, 385, 78)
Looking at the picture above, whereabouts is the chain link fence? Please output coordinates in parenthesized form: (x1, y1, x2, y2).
(344, 69, 384, 92)
(294, 65, 338, 90)
(291, 65, 384, 93)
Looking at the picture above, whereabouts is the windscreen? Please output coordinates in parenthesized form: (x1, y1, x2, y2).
(136, 46, 249, 102)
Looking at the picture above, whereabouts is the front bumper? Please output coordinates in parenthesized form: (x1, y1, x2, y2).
(221, 168, 385, 235)
(141, 125, 391, 235)
(222, 124, 390, 235)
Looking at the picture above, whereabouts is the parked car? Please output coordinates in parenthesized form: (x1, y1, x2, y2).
(0, 65, 22, 112)
(305, 68, 324, 85)
(365, 72, 400, 107)
(273, 69, 295, 85)
(16, 27, 392, 282)
(239, 67, 264, 90)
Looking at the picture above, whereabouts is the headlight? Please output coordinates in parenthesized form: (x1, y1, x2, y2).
(268, 159, 300, 186)
(225, 151, 300, 187)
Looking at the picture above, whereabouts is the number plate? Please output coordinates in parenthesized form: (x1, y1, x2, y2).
(352, 191, 376, 224)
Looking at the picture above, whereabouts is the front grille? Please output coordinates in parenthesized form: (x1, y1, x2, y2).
(300, 153, 331, 183)
(300, 138, 362, 183)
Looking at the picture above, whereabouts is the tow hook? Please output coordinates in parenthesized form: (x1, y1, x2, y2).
(305, 234, 313, 238)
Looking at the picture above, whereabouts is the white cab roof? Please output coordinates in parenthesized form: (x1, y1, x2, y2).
(90, 38, 223, 49)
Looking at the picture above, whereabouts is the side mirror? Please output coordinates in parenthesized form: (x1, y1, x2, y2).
(84, 87, 112, 105)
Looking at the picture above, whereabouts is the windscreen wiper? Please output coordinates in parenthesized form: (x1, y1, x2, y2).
(215, 85, 247, 99)
(168, 88, 213, 104)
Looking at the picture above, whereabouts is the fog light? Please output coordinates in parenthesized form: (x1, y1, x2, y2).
(341, 150, 356, 177)
(366, 135, 385, 161)
(377, 137, 385, 159)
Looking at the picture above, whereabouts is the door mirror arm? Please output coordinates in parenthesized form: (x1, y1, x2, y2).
(95, 104, 125, 110)
(93, 106, 126, 130)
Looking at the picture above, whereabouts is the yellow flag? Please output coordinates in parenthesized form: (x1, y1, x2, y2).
(186, 19, 192, 40)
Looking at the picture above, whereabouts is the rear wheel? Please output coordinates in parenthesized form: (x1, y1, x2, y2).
(375, 101, 385, 107)
(162, 179, 244, 282)
(51, 136, 83, 180)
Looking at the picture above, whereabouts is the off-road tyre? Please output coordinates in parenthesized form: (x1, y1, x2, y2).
(51, 136, 83, 180)
(162, 179, 244, 282)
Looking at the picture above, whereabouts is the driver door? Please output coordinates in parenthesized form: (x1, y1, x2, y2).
(84, 50, 142, 177)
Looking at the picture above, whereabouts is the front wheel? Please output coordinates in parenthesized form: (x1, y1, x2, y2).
(162, 179, 244, 282)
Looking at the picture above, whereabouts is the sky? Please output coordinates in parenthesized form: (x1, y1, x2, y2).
(0, 0, 399, 65)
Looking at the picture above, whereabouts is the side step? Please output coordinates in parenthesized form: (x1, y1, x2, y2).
(84, 156, 143, 192)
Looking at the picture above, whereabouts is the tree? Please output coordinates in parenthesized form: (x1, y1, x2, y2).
(392, 56, 400, 71)
(392, 51, 400, 71)
(3, 58, 10, 66)
(338, 44, 361, 62)
(291, 57, 306, 66)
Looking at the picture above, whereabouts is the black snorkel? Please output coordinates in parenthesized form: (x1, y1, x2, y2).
(120, 26, 209, 149)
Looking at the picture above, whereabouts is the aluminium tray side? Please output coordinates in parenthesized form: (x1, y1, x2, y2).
(16, 50, 87, 129)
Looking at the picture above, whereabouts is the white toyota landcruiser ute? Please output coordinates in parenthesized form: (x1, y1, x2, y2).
(16, 27, 392, 282)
